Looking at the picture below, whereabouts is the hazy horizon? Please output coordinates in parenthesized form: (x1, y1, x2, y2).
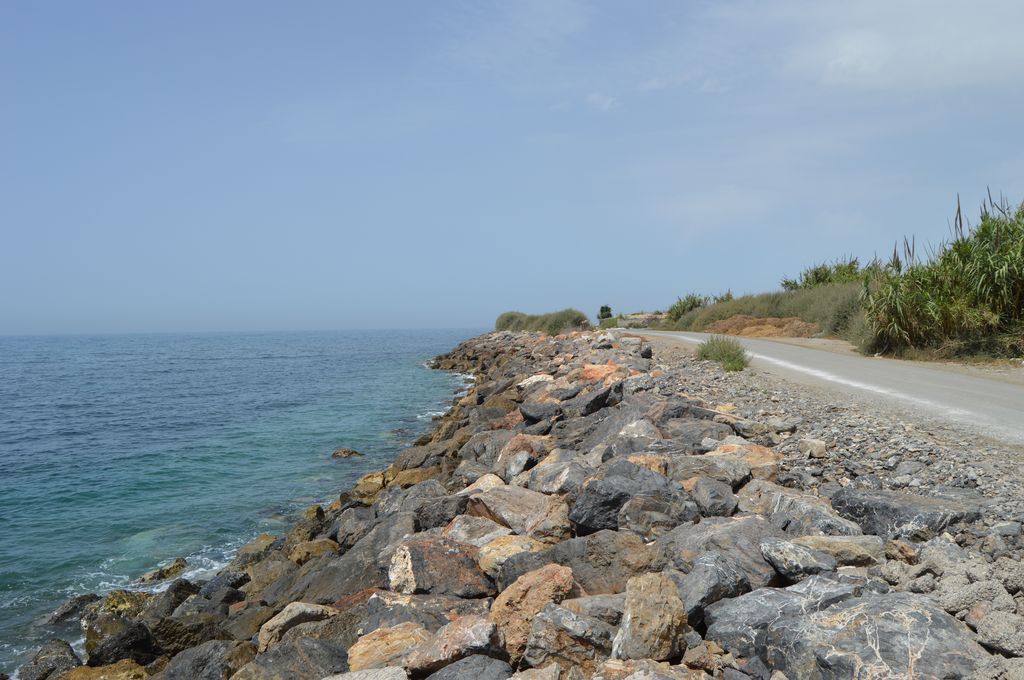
(4, 1, 1023, 334)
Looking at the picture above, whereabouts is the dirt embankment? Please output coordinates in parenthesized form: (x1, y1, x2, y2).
(704, 314, 819, 338)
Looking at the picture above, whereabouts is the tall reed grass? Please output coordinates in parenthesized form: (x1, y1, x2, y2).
(495, 309, 591, 336)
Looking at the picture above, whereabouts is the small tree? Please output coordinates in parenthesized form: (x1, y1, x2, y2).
(598, 305, 613, 320)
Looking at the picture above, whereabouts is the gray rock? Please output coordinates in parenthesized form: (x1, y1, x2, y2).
(561, 594, 627, 626)
(569, 459, 691, 534)
(671, 552, 750, 627)
(232, 636, 350, 679)
(705, 575, 866, 658)
(18, 639, 81, 680)
(668, 455, 751, 490)
(260, 511, 417, 606)
(159, 639, 257, 679)
(424, 655, 513, 680)
(692, 477, 738, 517)
(656, 515, 780, 588)
(763, 592, 986, 678)
(660, 418, 734, 448)
(759, 538, 837, 582)
(45, 594, 100, 625)
(522, 603, 615, 677)
(499, 530, 660, 594)
(324, 669, 409, 680)
(386, 534, 494, 598)
(616, 495, 698, 540)
(977, 611, 1024, 656)
(831, 487, 982, 540)
(362, 591, 492, 634)
(87, 620, 160, 667)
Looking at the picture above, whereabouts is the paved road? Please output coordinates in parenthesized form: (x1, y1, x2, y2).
(638, 330, 1024, 446)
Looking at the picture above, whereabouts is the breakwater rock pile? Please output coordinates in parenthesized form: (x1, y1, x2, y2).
(18, 330, 1024, 679)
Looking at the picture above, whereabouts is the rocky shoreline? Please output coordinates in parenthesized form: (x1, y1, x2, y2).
(14, 329, 1024, 679)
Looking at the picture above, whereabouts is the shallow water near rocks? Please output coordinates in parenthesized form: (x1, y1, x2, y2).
(0, 329, 475, 673)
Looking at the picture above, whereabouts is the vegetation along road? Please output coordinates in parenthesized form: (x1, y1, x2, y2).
(639, 330, 1024, 446)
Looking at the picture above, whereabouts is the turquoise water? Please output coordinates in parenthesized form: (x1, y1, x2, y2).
(0, 329, 475, 673)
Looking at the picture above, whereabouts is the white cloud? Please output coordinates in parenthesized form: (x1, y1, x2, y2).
(585, 92, 618, 111)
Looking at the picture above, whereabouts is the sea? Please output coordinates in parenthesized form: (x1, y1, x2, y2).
(0, 329, 477, 674)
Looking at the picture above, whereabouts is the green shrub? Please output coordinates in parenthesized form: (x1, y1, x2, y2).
(666, 293, 709, 322)
(598, 305, 613, 320)
(494, 308, 591, 336)
(864, 198, 1024, 356)
(781, 257, 874, 291)
(599, 317, 619, 329)
(696, 336, 750, 371)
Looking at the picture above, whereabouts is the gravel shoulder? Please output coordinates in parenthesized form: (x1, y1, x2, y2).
(641, 333, 1024, 528)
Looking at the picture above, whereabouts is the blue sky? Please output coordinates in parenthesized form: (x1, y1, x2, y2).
(3, 1, 1023, 334)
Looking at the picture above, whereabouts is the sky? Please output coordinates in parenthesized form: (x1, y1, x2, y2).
(2, 1, 1023, 334)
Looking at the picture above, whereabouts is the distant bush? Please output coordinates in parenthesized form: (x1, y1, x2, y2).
(495, 308, 591, 336)
(696, 336, 750, 371)
(781, 257, 874, 291)
(599, 317, 619, 329)
(666, 293, 709, 322)
(864, 197, 1024, 356)
(664, 282, 869, 346)
(598, 305, 613, 320)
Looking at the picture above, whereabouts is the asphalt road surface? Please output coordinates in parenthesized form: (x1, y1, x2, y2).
(638, 330, 1024, 446)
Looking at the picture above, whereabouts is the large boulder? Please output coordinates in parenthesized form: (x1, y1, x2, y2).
(149, 613, 231, 657)
(362, 591, 492, 634)
(521, 604, 616, 677)
(763, 592, 986, 678)
(423, 654, 513, 680)
(467, 486, 571, 545)
(831, 487, 983, 540)
(490, 564, 577, 663)
(611, 573, 687, 661)
(791, 534, 885, 567)
(347, 622, 432, 671)
(260, 512, 417, 606)
(86, 621, 159, 667)
(569, 459, 695, 535)
(158, 639, 257, 679)
(670, 553, 750, 628)
(759, 538, 837, 583)
(232, 636, 350, 679)
(257, 602, 339, 652)
(704, 575, 873, 658)
(404, 615, 503, 674)
(499, 530, 660, 594)
(656, 516, 780, 589)
(387, 535, 494, 598)
(738, 480, 862, 536)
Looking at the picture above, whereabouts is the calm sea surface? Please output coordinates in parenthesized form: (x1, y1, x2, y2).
(0, 329, 476, 673)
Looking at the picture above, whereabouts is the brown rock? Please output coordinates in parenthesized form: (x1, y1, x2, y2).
(332, 447, 362, 458)
(59, 659, 147, 679)
(138, 557, 187, 584)
(490, 564, 577, 662)
(477, 535, 547, 577)
(347, 621, 431, 671)
(287, 538, 340, 565)
(707, 444, 782, 481)
(467, 486, 571, 545)
(351, 471, 388, 504)
(404, 615, 502, 673)
(611, 572, 687, 661)
(390, 466, 441, 488)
